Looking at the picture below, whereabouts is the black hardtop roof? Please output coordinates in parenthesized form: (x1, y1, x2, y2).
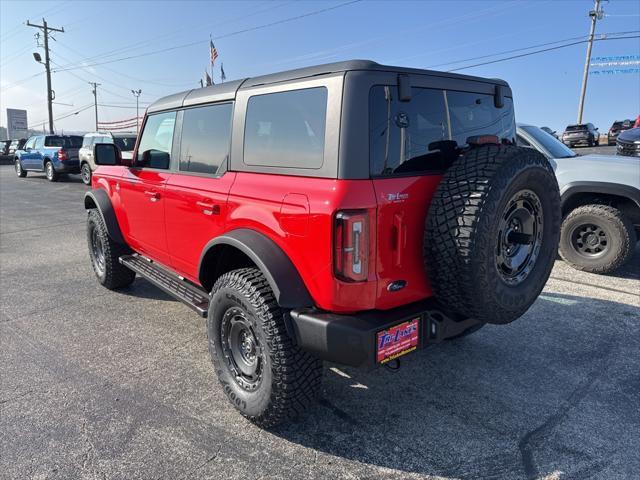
(147, 59, 509, 113)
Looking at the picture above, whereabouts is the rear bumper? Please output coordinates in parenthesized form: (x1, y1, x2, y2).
(55, 159, 80, 173)
(289, 298, 481, 368)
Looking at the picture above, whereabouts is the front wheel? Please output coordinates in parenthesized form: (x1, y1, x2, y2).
(208, 268, 322, 428)
(559, 204, 636, 274)
(87, 209, 135, 289)
(45, 160, 58, 182)
(15, 160, 26, 178)
(81, 163, 92, 185)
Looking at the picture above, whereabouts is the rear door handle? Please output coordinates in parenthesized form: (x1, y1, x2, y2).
(196, 201, 220, 216)
(144, 190, 160, 202)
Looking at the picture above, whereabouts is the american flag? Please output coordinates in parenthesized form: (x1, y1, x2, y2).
(210, 40, 218, 66)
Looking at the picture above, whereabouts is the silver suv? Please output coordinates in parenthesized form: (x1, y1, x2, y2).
(79, 132, 137, 184)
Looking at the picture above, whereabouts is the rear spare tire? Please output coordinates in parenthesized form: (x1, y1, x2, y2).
(424, 145, 561, 325)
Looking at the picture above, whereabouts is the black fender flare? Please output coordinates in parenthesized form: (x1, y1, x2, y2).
(83, 189, 126, 244)
(199, 228, 314, 309)
(560, 181, 640, 209)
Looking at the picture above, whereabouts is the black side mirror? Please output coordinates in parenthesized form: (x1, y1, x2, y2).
(94, 143, 121, 166)
(141, 149, 170, 169)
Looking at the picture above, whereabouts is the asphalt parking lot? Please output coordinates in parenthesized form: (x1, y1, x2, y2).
(1, 160, 638, 480)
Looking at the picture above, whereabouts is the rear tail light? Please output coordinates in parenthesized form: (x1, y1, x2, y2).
(334, 210, 369, 282)
(58, 149, 68, 161)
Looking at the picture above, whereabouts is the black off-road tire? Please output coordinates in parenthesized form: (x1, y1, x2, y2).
(424, 145, 561, 325)
(208, 268, 322, 428)
(86, 209, 135, 289)
(81, 162, 92, 185)
(45, 160, 58, 182)
(15, 159, 26, 177)
(559, 204, 636, 274)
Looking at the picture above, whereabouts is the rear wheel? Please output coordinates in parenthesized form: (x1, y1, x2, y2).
(81, 163, 92, 185)
(208, 268, 322, 428)
(559, 204, 636, 274)
(425, 145, 561, 325)
(15, 159, 26, 178)
(87, 209, 135, 289)
(45, 160, 58, 182)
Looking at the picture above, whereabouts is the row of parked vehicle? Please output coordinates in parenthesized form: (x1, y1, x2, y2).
(8, 131, 137, 184)
(540, 116, 640, 150)
(7, 59, 640, 428)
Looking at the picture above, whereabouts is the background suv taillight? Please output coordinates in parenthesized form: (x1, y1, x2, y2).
(58, 149, 68, 161)
(334, 210, 368, 282)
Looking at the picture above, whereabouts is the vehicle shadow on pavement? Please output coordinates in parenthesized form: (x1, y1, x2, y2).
(116, 277, 176, 302)
(270, 292, 640, 479)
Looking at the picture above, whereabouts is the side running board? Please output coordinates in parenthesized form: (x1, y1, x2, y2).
(119, 254, 209, 317)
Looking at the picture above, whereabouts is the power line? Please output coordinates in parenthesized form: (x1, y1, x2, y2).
(429, 30, 639, 70)
(51, 0, 362, 73)
(448, 35, 640, 72)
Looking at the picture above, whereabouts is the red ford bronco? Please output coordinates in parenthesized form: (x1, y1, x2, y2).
(86, 60, 561, 427)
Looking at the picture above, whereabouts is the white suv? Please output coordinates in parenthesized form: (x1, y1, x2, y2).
(79, 132, 137, 185)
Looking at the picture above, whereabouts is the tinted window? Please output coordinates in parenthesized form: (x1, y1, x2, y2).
(369, 86, 515, 177)
(516, 134, 532, 147)
(137, 111, 176, 169)
(180, 103, 232, 175)
(521, 125, 576, 159)
(244, 87, 327, 169)
(45, 136, 83, 148)
(370, 86, 452, 176)
(446, 91, 514, 147)
(566, 124, 587, 132)
(113, 136, 136, 151)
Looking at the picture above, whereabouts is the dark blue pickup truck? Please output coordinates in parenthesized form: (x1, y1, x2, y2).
(14, 135, 83, 181)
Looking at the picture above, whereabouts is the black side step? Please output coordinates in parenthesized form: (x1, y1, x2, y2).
(119, 254, 209, 317)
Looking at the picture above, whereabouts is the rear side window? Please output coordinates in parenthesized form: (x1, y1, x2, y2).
(45, 136, 83, 148)
(137, 111, 176, 169)
(369, 86, 515, 177)
(179, 103, 232, 175)
(113, 136, 136, 151)
(35, 137, 45, 148)
(244, 87, 327, 169)
(82, 136, 94, 148)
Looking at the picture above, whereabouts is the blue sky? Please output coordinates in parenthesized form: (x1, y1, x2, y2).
(1, 0, 639, 134)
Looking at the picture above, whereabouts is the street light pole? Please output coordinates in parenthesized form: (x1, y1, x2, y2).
(577, 0, 603, 124)
(131, 89, 142, 134)
(27, 18, 64, 134)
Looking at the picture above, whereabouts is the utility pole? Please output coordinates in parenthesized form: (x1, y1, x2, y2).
(89, 82, 101, 131)
(577, 0, 604, 124)
(27, 18, 64, 134)
(131, 89, 142, 134)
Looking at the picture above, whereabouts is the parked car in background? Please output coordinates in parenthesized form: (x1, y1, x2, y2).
(79, 132, 137, 185)
(607, 119, 633, 145)
(1, 140, 11, 157)
(8, 138, 26, 155)
(562, 123, 599, 147)
(517, 124, 639, 274)
(14, 134, 83, 181)
(540, 126, 558, 139)
(616, 127, 640, 157)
